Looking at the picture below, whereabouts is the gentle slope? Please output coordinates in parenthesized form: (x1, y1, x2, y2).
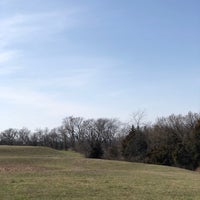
(0, 146, 199, 200)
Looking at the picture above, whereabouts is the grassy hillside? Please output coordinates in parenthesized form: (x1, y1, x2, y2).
(0, 146, 200, 199)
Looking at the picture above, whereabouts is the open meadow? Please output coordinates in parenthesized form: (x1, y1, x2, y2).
(0, 146, 200, 200)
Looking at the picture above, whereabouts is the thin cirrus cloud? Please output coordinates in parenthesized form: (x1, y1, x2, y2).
(0, 85, 93, 130)
(0, 7, 88, 76)
(0, 50, 23, 75)
(0, 51, 17, 63)
(0, 86, 91, 117)
(0, 5, 114, 130)
(14, 70, 95, 89)
(0, 7, 95, 130)
(0, 9, 83, 47)
(0, 66, 23, 75)
(0, 7, 89, 79)
(4, 54, 117, 90)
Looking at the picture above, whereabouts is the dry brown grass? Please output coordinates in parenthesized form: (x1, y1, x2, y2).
(0, 165, 48, 172)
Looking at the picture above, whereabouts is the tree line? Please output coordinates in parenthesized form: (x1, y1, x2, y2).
(0, 112, 200, 170)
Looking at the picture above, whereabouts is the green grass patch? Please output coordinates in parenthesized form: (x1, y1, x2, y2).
(0, 146, 199, 199)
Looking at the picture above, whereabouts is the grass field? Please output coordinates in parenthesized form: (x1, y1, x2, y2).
(0, 146, 200, 200)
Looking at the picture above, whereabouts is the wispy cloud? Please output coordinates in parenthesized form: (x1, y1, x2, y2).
(26, 73, 93, 89)
(0, 15, 27, 48)
(0, 86, 90, 116)
(0, 50, 23, 75)
(0, 7, 85, 77)
(0, 85, 92, 130)
(0, 3, 125, 129)
(0, 66, 23, 75)
(0, 51, 16, 63)
(5, 55, 117, 90)
(0, 9, 83, 48)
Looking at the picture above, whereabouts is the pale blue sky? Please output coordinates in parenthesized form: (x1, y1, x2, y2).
(0, 0, 199, 130)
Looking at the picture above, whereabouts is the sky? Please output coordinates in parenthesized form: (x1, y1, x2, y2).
(0, 0, 199, 130)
